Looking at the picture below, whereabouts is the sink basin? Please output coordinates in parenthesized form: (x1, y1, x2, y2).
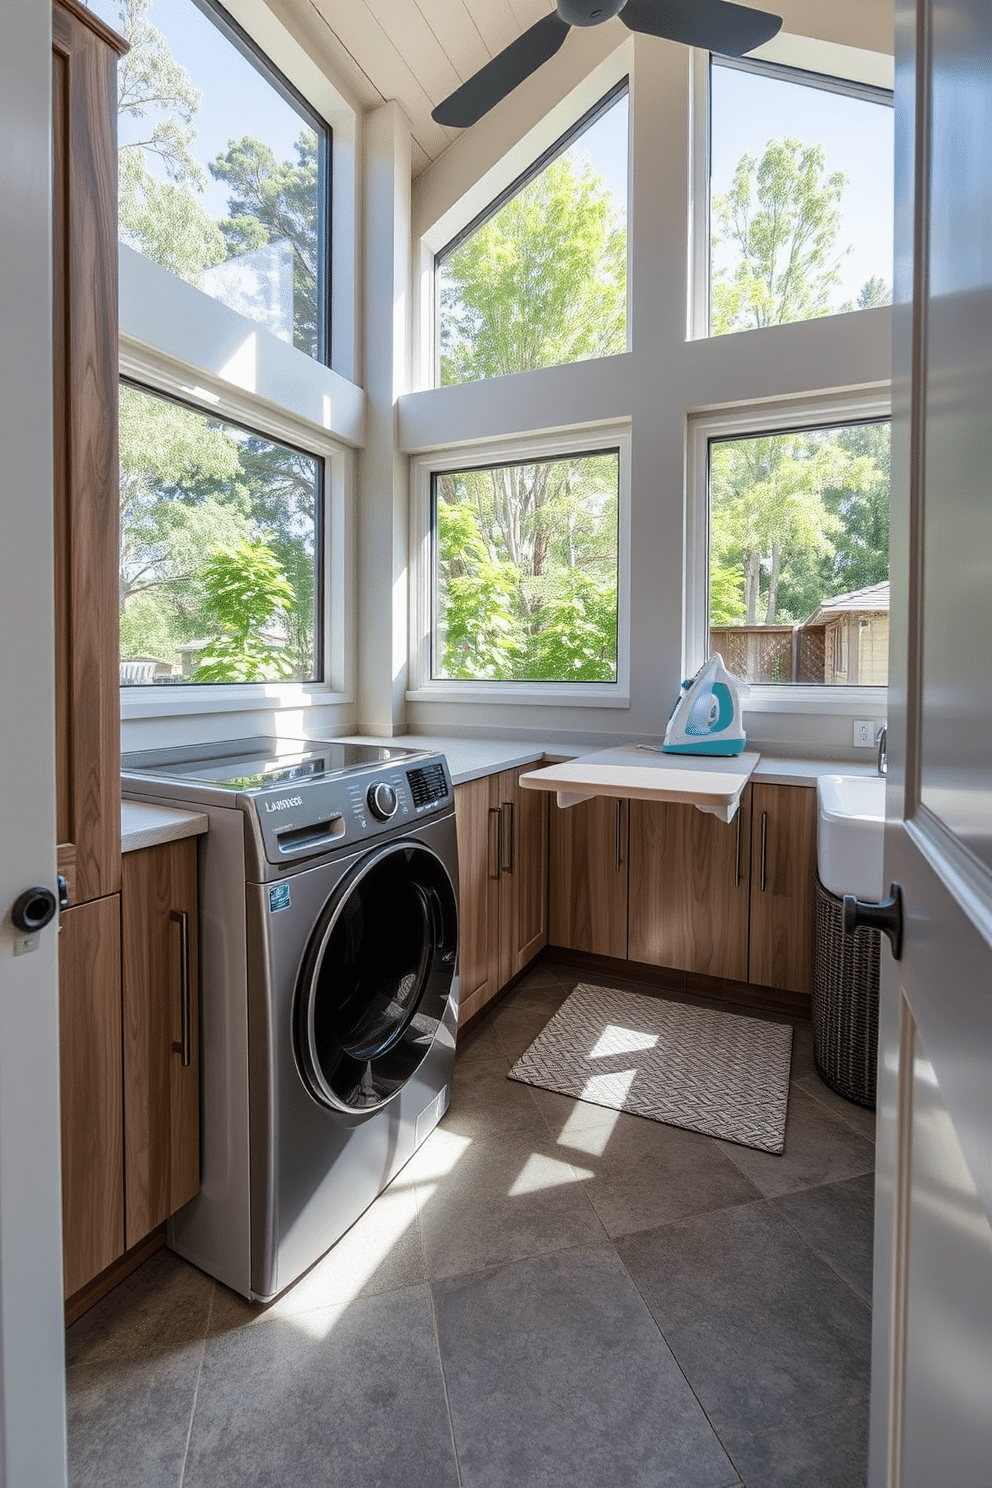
(816, 774, 886, 902)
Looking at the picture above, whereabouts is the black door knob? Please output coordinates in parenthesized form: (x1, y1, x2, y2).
(843, 883, 904, 960)
(11, 886, 58, 934)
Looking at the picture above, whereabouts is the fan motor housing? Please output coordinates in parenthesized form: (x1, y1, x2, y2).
(558, 0, 627, 26)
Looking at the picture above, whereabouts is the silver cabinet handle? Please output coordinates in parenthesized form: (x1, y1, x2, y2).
(500, 800, 515, 874)
(170, 908, 191, 1068)
(488, 806, 502, 881)
(735, 808, 742, 888)
(759, 811, 768, 893)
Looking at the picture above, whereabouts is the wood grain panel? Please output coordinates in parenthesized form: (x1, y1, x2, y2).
(497, 768, 549, 987)
(748, 783, 817, 995)
(122, 839, 200, 1249)
(627, 794, 750, 981)
(59, 894, 124, 1297)
(454, 778, 499, 1026)
(52, 0, 124, 905)
(549, 795, 628, 958)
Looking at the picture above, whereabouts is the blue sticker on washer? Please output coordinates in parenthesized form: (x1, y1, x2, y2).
(269, 883, 291, 914)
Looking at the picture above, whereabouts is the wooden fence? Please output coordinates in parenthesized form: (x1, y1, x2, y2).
(710, 625, 825, 685)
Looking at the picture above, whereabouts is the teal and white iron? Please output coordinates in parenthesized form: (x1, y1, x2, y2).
(662, 654, 748, 756)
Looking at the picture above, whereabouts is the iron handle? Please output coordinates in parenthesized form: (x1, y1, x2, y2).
(734, 810, 742, 888)
(759, 811, 768, 892)
(170, 908, 192, 1067)
(11, 886, 57, 933)
(488, 806, 502, 881)
(500, 800, 515, 874)
(843, 883, 904, 960)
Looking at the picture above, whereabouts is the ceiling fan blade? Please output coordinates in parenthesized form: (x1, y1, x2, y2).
(619, 0, 781, 56)
(432, 12, 571, 128)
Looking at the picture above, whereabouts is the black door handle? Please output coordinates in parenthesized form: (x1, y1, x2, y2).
(11, 886, 58, 934)
(843, 883, 904, 960)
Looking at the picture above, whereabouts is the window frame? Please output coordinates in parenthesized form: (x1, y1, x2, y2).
(685, 387, 892, 717)
(689, 37, 896, 341)
(432, 78, 630, 389)
(408, 424, 632, 706)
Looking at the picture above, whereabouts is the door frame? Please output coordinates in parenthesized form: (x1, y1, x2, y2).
(0, 3, 70, 1483)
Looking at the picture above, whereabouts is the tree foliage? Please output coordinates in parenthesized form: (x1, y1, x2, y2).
(194, 541, 296, 683)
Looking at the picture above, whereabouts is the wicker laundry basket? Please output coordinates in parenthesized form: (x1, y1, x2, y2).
(813, 876, 880, 1109)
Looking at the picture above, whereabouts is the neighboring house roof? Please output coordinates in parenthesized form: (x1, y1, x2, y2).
(802, 581, 890, 628)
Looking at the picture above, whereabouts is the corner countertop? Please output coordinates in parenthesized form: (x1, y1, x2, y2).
(121, 800, 209, 854)
(340, 735, 882, 790)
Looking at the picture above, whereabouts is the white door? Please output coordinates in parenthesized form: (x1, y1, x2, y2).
(0, 5, 71, 1486)
(869, 1, 992, 1483)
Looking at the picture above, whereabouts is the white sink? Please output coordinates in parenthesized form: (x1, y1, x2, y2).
(816, 774, 886, 902)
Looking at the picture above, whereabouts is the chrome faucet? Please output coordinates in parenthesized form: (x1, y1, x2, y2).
(876, 724, 887, 776)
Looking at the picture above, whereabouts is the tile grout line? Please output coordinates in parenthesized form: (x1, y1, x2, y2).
(175, 1284, 214, 1488)
(424, 1273, 465, 1487)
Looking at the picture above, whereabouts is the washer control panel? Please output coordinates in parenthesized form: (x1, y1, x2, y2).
(367, 781, 398, 820)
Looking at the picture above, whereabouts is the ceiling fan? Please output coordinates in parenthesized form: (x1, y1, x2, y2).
(432, 0, 782, 128)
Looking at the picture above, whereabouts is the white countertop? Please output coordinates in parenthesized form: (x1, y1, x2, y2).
(519, 746, 761, 822)
(121, 800, 209, 854)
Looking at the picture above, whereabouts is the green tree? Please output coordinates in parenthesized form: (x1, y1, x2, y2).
(195, 541, 296, 682)
(209, 132, 321, 356)
(439, 154, 626, 385)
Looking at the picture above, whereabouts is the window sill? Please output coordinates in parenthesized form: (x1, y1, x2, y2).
(742, 685, 888, 716)
(120, 682, 352, 721)
(406, 683, 630, 708)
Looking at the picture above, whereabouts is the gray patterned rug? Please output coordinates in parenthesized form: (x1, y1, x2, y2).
(508, 984, 793, 1153)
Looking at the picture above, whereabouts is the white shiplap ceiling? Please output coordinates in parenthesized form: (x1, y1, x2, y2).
(296, 0, 559, 175)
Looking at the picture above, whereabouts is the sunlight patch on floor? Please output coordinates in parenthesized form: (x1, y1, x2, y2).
(589, 1023, 659, 1058)
(557, 1101, 624, 1156)
(508, 1152, 594, 1196)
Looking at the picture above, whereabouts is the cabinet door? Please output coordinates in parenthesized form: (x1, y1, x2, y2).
(52, 0, 122, 908)
(628, 795, 750, 980)
(122, 839, 200, 1248)
(59, 894, 124, 1297)
(495, 769, 549, 988)
(454, 778, 501, 1026)
(549, 795, 629, 958)
(748, 783, 817, 994)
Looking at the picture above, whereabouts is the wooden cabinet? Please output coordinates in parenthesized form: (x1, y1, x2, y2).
(59, 896, 124, 1298)
(122, 839, 200, 1249)
(454, 770, 549, 1025)
(549, 796, 629, 958)
(628, 797, 750, 980)
(747, 782, 817, 995)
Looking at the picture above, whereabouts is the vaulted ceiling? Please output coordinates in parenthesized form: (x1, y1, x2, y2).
(293, 0, 560, 176)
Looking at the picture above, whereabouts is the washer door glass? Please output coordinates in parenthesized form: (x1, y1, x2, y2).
(294, 841, 458, 1112)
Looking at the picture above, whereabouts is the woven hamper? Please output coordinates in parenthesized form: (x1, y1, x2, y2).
(813, 876, 880, 1108)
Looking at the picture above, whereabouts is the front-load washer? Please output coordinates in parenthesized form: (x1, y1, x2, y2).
(121, 737, 459, 1301)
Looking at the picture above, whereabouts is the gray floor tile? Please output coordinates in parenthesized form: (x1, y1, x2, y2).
(433, 1245, 742, 1488)
(715, 1084, 875, 1198)
(726, 1393, 870, 1488)
(564, 1115, 766, 1238)
(456, 1015, 509, 1067)
(771, 1174, 875, 1304)
(616, 1202, 872, 1440)
(65, 1249, 214, 1368)
(66, 1343, 203, 1488)
(183, 1285, 458, 1488)
(412, 1126, 609, 1281)
(443, 1056, 550, 1140)
(794, 1073, 878, 1143)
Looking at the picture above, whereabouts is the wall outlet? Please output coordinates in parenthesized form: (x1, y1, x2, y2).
(853, 719, 876, 748)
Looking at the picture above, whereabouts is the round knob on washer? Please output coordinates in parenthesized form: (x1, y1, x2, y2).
(367, 781, 398, 820)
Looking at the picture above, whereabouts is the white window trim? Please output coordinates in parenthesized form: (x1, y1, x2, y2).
(408, 424, 631, 707)
(685, 385, 891, 717)
(118, 369, 355, 723)
(689, 34, 896, 342)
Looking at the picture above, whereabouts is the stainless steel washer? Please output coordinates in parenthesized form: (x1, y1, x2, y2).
(121, 737, 459, 1301)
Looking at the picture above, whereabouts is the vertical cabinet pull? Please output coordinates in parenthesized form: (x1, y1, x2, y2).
(488, 806, 502, 881)
(170, 908, 191, 1067)
(500, 800, 515, 874)
(759, 811, 768, 893)
(734, 809, 742, 888)
(615, 799, 623, 872)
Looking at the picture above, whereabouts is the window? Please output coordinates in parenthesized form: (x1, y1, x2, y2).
(708, 58, 894, 335)
(89, 0, 330, 360)
(435, 83, 628, 387)
(423, 445, 621, 687)
(706, 416, 890, 687)
(119, 382, 322, 685)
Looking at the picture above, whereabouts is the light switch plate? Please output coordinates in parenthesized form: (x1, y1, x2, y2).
(853, 719, 875, 747)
